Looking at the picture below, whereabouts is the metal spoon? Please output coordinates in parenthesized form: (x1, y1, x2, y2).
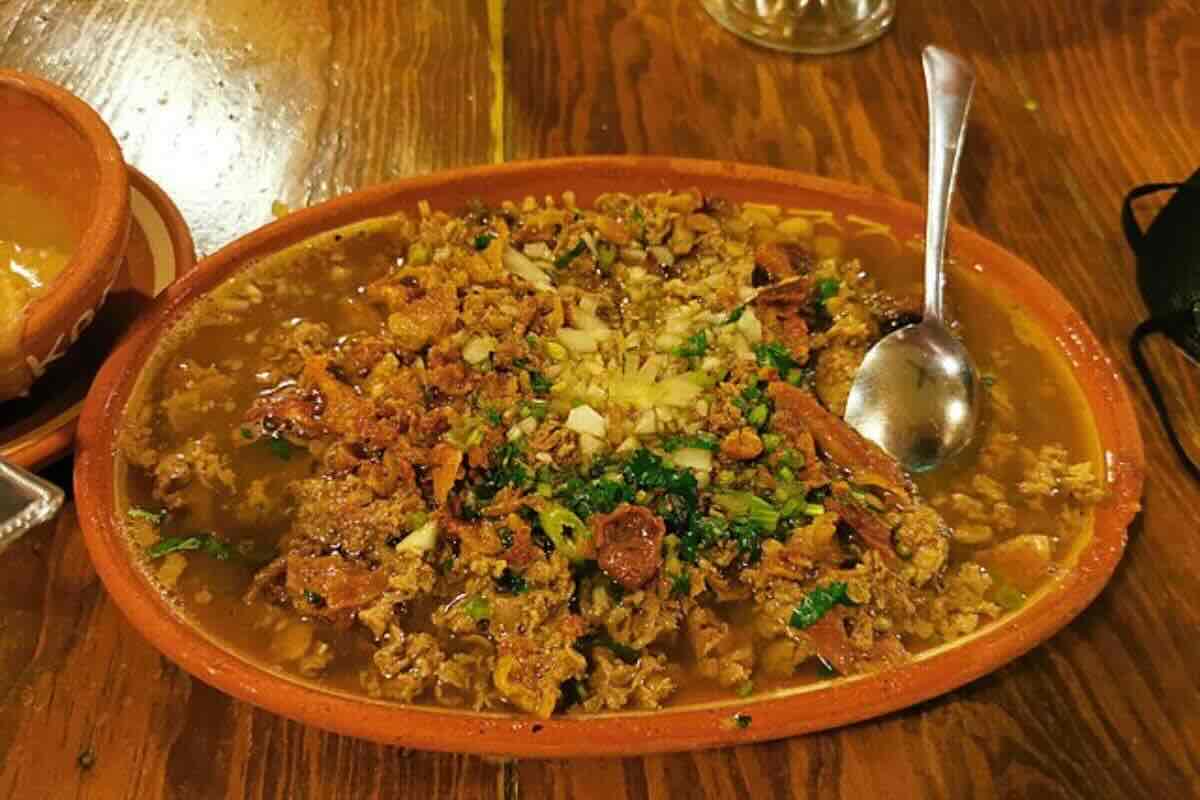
(844, 45, 980, 473)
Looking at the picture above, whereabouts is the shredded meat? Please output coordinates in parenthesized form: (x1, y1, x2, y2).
(592, 504, 666, 591)
(767, 381, 908, 491)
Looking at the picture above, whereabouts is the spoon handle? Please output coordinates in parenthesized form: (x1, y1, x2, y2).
(921, 45, 976, 323)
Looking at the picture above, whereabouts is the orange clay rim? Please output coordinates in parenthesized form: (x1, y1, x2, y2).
(0, 70, 131, 366)
(0, 166, 196, 470)
(74, 156, 1145, 758)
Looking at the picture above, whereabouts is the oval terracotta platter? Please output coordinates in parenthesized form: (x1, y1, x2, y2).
(74, 157, 1144, 758)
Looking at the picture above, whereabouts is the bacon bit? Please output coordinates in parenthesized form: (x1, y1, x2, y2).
(754, 275, 813, 306)
(767, 382, 909, 492)
(720, 427, 764, 461)
(592, 504, 666, 591)
(482, 486, 531, 518)
(805, 609, 858, 675)
(284, 553, 388, 611)
(754, 242, 813, 282)
(503, 512, 539, 567)
(243, 387, 326, 440)
(806, 609, 909, 675)
(825, 496, 898, 562)
(594, 215, 631, 245)
(429, 443, 463, 506)
(441, 514, 503, 560)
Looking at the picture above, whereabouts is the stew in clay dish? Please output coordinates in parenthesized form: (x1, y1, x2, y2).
(117, 189, 1106, 719)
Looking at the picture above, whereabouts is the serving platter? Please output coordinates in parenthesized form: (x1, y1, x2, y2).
(74, 157, 1143, 757)
(0, 167, 195, 469)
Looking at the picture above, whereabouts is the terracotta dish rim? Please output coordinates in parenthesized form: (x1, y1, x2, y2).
(73, 156, 1145, 758)
(0, 166, 195, 469)
(0, 69, 131, 390)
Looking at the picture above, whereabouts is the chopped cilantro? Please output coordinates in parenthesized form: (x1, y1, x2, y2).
(496, 569, 528, 595)
(661, 433, 718, 452)
(127, 507, 167, 526)
(622, 449, 699, 531)
(713, 491, 781, 533)
(266, 435, 297, 461)
(302, 590, 325, 607)
(529, 370, 553, 395)
(631, 206, 645, 225)
(673, 330, 708, 359)
(475, 442, 530, 501)
(814, 278, 841, 310)
(981, 374, 997, 388)
(482, 407, 503, 426)
(734, 713, 752, 729)
(559, 475, 634, 519)
(754, 341, 801, 373)
(554, 240, 588, 268)
(724, 305, 746, 325)
(147, 534, 234, 561)
(473, 233, 494, 251)
(789, 582, 852, 629)
(669, 571, 691, 599)
(498, 527, 514, 549)
(239, 427, 254, 440)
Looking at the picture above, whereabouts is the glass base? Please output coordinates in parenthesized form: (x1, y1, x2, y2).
(701, 0, 895, 55)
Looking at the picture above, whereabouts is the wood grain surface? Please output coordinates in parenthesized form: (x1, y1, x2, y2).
(1, 0, 1198, 797)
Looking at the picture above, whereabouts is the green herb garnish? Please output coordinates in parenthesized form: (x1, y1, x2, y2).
(734, 713, 752, 729)
(754, 341, 801, 373)
(127, 507, 167, 526)
(669, 571, 691, 599)
(661, 433, 718, 452)
(473, 233, 494, 251)
(673, 330, 708, 359)
(519, 399, 549, 420)
(482, 407, 503, 426)
(266, 435, 297, 461)
(302, 590, 326, 607)
(496, 569, 528, 595)
(789, 582, 852, 629)
(817, 278, 840, 300)
(474, 441, 530, 503)
(529, 370, 553, 395)
(735, 681, 754, 698)
(462, 595, 491, 620)
(554, 240, 588, 268)
(147, 534, 234, 561)
(724, 305, 746, 325)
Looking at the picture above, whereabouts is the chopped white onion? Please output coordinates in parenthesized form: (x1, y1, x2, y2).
(672, 447, 712, 472)
(558, 327, 598, 353)
(565, 404, 608, 437)
(736, 307, 763, 343)
(503, 247, 551, 287)
(395, 519, 438, 554)
(462, 335, 497, 364)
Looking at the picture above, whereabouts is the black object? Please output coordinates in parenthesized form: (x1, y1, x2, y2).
(1122, 168, 1200, 480)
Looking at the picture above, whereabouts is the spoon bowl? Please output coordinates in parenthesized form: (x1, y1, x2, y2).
(845, 45, 980, 472)
(845, 319, 980, 472)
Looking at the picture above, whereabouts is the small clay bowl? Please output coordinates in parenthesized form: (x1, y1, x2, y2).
(74, 157, 1144, 757)
(0, 69, 130, 400)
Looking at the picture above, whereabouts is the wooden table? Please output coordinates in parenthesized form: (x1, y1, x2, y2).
(2, 1, 1197, 797)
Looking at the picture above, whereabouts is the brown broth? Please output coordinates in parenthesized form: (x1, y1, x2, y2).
(119, 207, 1103, 712)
